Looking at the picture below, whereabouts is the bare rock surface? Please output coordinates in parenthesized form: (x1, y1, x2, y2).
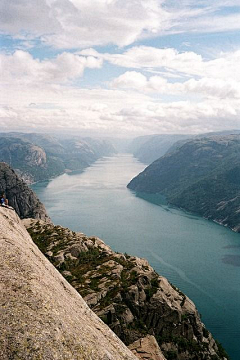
(0, 162, 50, 221)
(0, 207, 138, 360)
(128, 335, 166, 360)
(24, 219, 228, 360)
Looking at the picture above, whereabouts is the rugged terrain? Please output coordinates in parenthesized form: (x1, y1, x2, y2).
(128, 134, 190, 164)
(24, 218, 228, 360)
(0, 162, 49, 221)
(0, 206, 138, 360)
(0, 133, 116, 183)
(128, 134, 240, 232)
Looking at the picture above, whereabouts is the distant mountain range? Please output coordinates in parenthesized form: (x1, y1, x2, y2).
(127, 134, 190, 164)
(128, 134, 240, 232)
(0, 132, 116, 183)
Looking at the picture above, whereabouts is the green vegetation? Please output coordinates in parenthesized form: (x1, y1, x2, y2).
(26, 221, 228, 360)
(128, 135, 240, 231)
(215, 340, 230, 360)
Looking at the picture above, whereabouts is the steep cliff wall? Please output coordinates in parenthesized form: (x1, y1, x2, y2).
(0, 207, 138, 360)
(0, 162, 50, 221)
(128, 135, 240, 232)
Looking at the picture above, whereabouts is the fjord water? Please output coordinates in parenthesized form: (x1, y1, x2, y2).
(32, 154, 240, 359)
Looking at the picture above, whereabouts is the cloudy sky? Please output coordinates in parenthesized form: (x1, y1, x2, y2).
(1, 0, 240, 137)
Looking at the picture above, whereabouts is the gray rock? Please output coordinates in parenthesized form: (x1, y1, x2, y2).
(0, 162, 50, 221)
(23, 219, 228, 360)
(129, 335, 167, 360)
(0, 207, 137, 360)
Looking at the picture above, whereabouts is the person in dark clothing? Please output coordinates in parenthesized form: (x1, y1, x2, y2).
(0, 192, 14, 210)
(1, 192, 8, 206)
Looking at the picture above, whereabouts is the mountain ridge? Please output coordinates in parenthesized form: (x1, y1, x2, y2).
(128, 134, 240, 232)
(0, 132, 116, 184)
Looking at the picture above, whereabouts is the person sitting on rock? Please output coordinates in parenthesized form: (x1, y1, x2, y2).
(1, 192, 8, 206)
(0, 192, 14, 210)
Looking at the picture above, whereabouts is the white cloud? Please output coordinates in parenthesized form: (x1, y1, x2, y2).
(1, 46, 240, 136)
(81, 46, 204, 76)
(0, 50, 102, 84)
(1, 0, 240, 49)
(84, 46, 240, 82)
(112, 71, 240, 99)
(1, 81, 240, 136)
(0, 0, 169, 48)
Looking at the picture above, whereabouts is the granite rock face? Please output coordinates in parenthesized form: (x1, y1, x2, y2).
(128, 335, 167, 360)
(0, 207, 138, 360)
(25, 219, 228, 360)
(0, 162, 50, 221)
(0, 133, 116, 183)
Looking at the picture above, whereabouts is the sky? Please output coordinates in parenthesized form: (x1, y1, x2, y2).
(1, 0, 240, 137)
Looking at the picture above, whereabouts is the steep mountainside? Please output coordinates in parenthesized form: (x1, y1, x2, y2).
(0, 162, 49, 221)
(128, 135, 240, 231)
(24, 218, 228, 360)
(128, 134, 190, 164)
(0, 136, 64, 183)
(166, 130, 240, 155)
(0, 207, 138, 360)
(0, 133, 116, 183)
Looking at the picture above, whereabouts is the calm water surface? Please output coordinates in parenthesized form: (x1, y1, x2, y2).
(32, 154, 240, 359)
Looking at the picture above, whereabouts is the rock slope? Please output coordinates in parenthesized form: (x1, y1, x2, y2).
(0, 207, 138, 360)
(128, 134, 190, 164)
(24, 219, 228, 360)
(128, 135, 240, 232)
(0, 162, 50, 221)
(0, 133, 116, 183)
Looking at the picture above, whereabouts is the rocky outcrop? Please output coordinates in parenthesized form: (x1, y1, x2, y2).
(24, 219, 229, 360)
(128, 335, 166, 360)
(0, 207, 138, 360)
(0, 162, 50, 221)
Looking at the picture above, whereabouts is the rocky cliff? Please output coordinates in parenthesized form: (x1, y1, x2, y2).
(0, 206, 139, 360)
(0, 162, 49, 221)
(24, 219, 228, 360)
(128, 135, 240, 232)
(0, 133, 116, 183)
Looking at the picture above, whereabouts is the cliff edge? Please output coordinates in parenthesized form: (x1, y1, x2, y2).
(0, 207, 138, 360)
(24, 219, 228, 360)
(0, 162, 50, 221)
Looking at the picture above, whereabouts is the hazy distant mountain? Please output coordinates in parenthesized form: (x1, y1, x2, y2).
(128, 134, 190, 164)
(128, 134, 240, 232)
(0, 133, 116, 183)
(166, 129, 240, 155)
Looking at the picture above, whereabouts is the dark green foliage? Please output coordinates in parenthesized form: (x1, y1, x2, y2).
(128, 135, 240, 231)
(203, 327, 209, 338)
(215, 340, 230, 360)
(165, 351, 178, 359)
